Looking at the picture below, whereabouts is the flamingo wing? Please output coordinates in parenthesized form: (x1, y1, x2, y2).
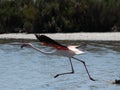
(35, 34, 68, 50)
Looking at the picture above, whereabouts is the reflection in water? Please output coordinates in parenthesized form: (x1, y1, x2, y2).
(0, 41, 120, 90)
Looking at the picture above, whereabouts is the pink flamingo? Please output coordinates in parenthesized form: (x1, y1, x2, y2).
(21, 34, 95, 81)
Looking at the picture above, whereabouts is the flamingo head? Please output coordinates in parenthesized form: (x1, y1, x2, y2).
(21, 43, 32, 48)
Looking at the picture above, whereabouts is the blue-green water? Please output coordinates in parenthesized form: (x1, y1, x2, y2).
(0, 41, 120, 90)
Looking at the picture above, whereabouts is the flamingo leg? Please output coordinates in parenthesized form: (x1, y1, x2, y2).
(72, 57, 95, 81)
(54, 58, 74, 78)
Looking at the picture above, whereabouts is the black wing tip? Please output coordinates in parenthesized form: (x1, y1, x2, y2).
(34, 34, 43, 40)
(34, 34, 48, 41)
(34, 34, 46, 38)
(34, 34, 66, 47)
(34, 34, 39, 40)
(35, 34, 40, 38)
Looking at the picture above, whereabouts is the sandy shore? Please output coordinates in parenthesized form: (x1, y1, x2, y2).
(0, 33, 120, 41)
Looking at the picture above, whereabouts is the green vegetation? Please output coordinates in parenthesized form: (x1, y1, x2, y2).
(0, 0, 120, 33)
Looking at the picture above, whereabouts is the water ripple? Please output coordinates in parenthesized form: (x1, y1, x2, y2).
(0, 42, 120, 90)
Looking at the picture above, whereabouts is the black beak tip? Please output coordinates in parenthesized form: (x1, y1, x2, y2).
(21, 45, 23, 48)
(21, 44, 25, 48)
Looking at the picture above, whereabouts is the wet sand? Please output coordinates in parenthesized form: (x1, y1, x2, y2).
(0, 33, 120, 41)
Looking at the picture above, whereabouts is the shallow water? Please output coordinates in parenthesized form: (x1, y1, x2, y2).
(0, 41, 120, 90)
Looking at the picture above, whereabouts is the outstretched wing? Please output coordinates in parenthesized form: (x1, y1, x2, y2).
(35, 34, 68, 50)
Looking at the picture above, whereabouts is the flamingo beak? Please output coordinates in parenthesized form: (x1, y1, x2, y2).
(21, 44, 25, 48)
(21, 43, 28, 48)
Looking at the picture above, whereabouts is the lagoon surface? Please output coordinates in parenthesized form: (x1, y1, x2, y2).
(0, 41, 120, 90)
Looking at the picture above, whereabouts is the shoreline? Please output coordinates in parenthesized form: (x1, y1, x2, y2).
(0, 32, 120, 41)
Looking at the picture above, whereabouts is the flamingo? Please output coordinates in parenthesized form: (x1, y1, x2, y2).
(21, 34, 95, 81)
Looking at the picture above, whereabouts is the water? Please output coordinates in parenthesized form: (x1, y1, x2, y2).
(0, 41, 120, 90)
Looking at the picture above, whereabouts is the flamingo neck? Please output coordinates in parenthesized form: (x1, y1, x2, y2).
(27, 43, 55, 55)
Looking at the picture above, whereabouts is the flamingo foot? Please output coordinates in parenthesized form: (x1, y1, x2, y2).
(90, 77, 96, 81)
(54, 74, 59, 78)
